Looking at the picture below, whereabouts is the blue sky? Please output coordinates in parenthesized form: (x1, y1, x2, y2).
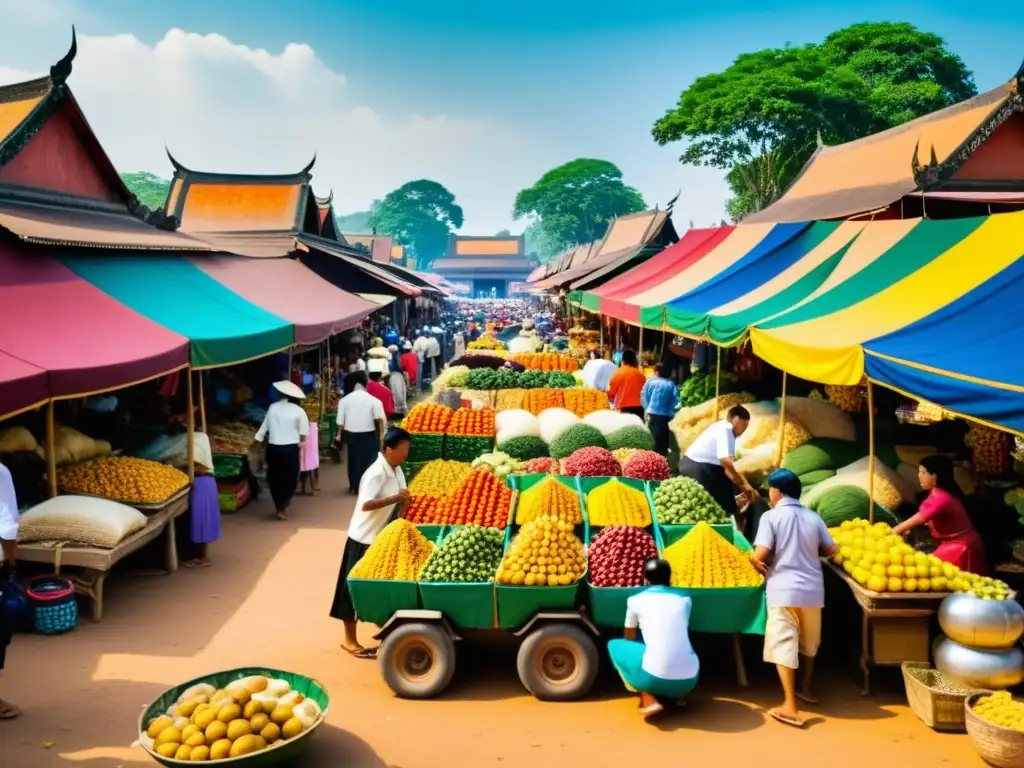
(2, 0, 1023, 233)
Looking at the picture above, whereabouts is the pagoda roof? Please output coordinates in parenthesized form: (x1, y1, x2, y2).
(746, 71, 1024, 223)
(0, 29, 211, 250)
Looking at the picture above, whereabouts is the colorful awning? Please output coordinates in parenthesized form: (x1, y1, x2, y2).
(60, 252, 292, 368)
(298, 236, 422, 297)
(188, 256, 377, 345)
(0, 241, 188, 417)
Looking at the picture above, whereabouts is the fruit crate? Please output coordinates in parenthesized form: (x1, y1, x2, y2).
(408, 432, 444, 463)
(647, 480, 736, 548)
(584, 519, 666, 628)
(417, 526, 498, 630)
(347, 577, 421, 628)
(678, 529, 766, 634)
(494, 515, 585, 629)
(578, 476, 655, 531)
(509, 473, 586, 529)
(442, 434, 494, 463)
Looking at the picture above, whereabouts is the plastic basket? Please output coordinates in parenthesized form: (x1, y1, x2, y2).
(902, 662, 979, 732)
(139, 667, 328, 767)
(33, 600, 77, 635)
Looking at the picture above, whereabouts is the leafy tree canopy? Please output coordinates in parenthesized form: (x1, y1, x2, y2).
(652, 22, 977, 219)
(121, 171, 171, 210)
(512, 159, 646, 253)
(335, 206, 378, 234)
(523, 220, 558, 265)
(370, 180, 464, 270)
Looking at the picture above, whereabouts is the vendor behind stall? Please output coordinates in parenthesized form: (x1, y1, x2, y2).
(254, 380, 309, 520)
(329, 427, 412, 658)
(184, 432, 220, 568)
(891, 455, 986, 574)
(678, 405, 757, 518)
(0, 461, 20, 719)
(608, 558, 700, 721)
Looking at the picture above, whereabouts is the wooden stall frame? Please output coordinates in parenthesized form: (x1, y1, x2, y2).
(775, 371, 788, 467)
(867, 380, 876, 523)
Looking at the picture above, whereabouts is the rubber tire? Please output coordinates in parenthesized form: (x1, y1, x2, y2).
(379, 622, 456, 699)
(516, 623, 599, 701)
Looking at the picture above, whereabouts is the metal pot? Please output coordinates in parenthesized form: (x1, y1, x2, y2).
(934, 635, 1024, 690)
(939, 593, 1024, 649)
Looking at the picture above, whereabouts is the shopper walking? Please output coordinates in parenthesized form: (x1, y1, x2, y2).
(332, 371, 387, 494)
(640, 362, 680, 455)
(254, 380, 309, 520)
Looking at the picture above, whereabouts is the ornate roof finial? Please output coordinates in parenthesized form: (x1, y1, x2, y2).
(911, 139, 922, 174)
(301, 153, 316, 175)
(165, 146, 191, 175)
(50, 26, 77, 86)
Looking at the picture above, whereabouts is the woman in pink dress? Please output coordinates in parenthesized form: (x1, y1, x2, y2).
(891, 455, 986, 574)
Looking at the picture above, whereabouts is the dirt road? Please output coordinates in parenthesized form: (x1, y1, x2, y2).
(1, 464, 983, 767)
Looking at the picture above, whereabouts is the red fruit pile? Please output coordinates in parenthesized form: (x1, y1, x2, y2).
(622, 450, 671, 481)
(588, 526, 658, 587)
(563, 446, 621, 478)
(523, 456, 560, 475)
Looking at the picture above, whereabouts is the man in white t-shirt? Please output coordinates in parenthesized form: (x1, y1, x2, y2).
(607, 558, 700, 720)
(333, 372, 387, 494)
(0, 462, 20, 718)
(329, 427, 411, 658)
(679, 404, 756, 519)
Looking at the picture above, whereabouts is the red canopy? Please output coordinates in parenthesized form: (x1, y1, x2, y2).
(188, 256, 378, 345)
(596, 227, 734, 322)
(0, 240, 189, 417)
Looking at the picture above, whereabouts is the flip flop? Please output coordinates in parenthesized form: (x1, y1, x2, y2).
(0, 700, 21, 719)
(640, 700, 664, 721)
(797, 692, 819, 705)
(341, 646, 376, 659)
(769, 709, 806, 728)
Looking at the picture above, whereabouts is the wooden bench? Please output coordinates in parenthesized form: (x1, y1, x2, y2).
(16, 489, 190, 622)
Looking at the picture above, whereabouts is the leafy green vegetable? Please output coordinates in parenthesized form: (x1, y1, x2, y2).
(443, 435, 495, 462)
(497, 435, 549, 461)
(607, 426, 655, 452)
(549, 423, 608, 460)
(678, 371, 739, 407)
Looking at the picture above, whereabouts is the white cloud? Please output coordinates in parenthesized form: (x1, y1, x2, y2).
(0, 27, 561, 234)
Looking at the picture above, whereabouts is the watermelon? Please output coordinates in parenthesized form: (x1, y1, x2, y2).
(815, 486, 898, 527)
(799, 469, 836, 488)
(781, 438, 866, 476)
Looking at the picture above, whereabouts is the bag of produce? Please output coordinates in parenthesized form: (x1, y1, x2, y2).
(802, 456, 912, 512)
(0, 426, 37, 454)
(814, 486, 897, 527)
(52, 425, 112, 465)
(734, 401, 811, 455)
(537, 408, 580, 445)
(776, 396, 855, 442)
(18, 495, 147, 548)
(669, 393, 755, 452)
(781, 438, 866, 476)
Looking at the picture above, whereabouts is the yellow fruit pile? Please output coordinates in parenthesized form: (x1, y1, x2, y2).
(58, 456, 189, 504)
(349, 520, 434, 581)
(830, 519, 1011, 596)
(586, 478, 651, 527)
(496, 515, 586, 586)
(515, 477, 582, 525)
(612, 448, 639, 469)
(141, 676, 322, 761)
(824, 384, 863, 413)
(972, 692, 1024, 730)
(408, 459, 472, 496)
(663, 522, 764, 588)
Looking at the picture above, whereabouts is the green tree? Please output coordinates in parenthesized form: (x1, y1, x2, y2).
(652, 22, 976, 220)
(371, 180, 463, 270)
(494, 228, 512, 237)
(121, 171, 171, 210)
(523, 220, 558, 264)
(512, 159, 646, 253)
(335, 205, 378, 234)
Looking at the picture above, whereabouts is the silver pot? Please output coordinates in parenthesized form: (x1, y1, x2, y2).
(934, 635, 1024, 690)
(938, 593, 1024, 649)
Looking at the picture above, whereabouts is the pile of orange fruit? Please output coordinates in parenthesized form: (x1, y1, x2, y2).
(446, 407, 496, 437)
(404, 495, 448, 525)
(404, 468, 512, 528)
(511, 353, 580, 372)
(562, 388, 609, 417)
(522, 388, 565, 415)
(402, 403, 454, 433)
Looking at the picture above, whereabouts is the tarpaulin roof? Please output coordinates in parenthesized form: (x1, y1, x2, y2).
(60, 252, 293, 369)
(0, 240, 188, 417)
(298, 236, 422, 296)
(188, 256, 378, 345)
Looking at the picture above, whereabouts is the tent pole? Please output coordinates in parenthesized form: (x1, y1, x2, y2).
(867, 381, 876, 524)
(616, 318, 620, 350)
(198, 370, 207, 434)
(46, 400, 57, 498)
(639, 325, 645, 365)
(186, 367, 196, 483)
(600, 317, 604, 354)
(775, 372, 788, 466)
(714, 345, 722, 413)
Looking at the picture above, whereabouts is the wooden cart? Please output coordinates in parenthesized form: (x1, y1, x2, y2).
(17, 487, 191, 621)
(825, 561, 947, 694)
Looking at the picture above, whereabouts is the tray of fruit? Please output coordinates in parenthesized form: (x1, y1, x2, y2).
(58, 456, 191, 510)
(138, 667, 328, 765)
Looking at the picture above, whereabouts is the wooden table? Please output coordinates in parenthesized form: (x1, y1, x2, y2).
(18, 488, 191, 621)
(825, 561, 947, 694)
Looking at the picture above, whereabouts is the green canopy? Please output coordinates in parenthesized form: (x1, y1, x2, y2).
(61, 253, 294, 368)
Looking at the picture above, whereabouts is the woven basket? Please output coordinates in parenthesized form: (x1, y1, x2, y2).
(965, 692, 1024, 768)
(901, 662, 977, 732)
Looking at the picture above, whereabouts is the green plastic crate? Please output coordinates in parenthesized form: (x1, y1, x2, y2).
(442, 434, 494, 462)
(408, 432, 444, 463)
(494, 517, 584, 629)
(417, 526, 500, 630)
(585, 512, 664, 628)
(578, 476, 654, 530)
(683, 585, 767, 634)
(510, 473, 585, 528)
(347, 578, 420, 627)
(659, 522, 737, 548)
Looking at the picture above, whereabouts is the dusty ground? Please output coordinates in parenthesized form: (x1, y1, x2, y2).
(2, 462, 986, 768)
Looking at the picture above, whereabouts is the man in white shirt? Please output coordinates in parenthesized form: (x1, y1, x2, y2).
(424, 333, 442, 383)
(333, 371, 387, 494)
(254, 381, 309, 520)
(582, 350, 617, 392)
(0, 461, 20, 718)
(607, 558, 699, 720)
(330, 427, 412, 657)
(679, 404, 756, 519)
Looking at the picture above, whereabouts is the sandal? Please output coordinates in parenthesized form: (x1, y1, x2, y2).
(797, 692, 819, 705)
(769, 709, 806, 728)
(0, 700, 21, 719)
(341, 646, 376, 659)
(640, 700, 664, 721)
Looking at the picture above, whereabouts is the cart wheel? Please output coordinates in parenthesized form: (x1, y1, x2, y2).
(516, 623, 598, 701)
(379, 622, 456, 699)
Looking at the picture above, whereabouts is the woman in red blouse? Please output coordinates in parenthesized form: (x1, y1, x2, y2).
(891, 455, 986, 574)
